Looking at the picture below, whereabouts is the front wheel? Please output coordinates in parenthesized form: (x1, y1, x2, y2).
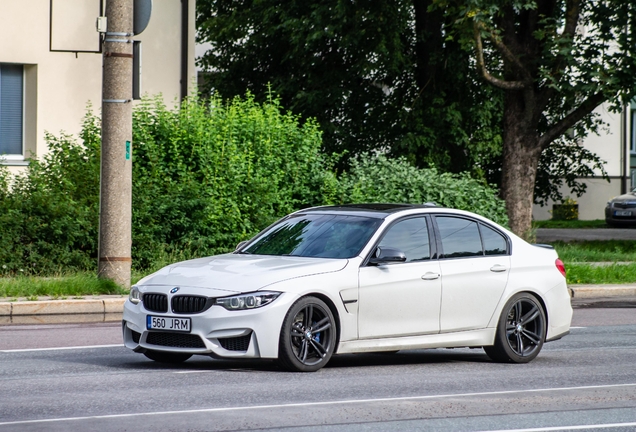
(144, 350, 192, 364)
(278, 296, 336, 372)
(484, 292, 546, 363)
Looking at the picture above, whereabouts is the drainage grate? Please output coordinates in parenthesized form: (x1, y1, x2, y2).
(218, 333, 251, 351)
(146, 332, 205, 348)
(143, 293, 168, 313)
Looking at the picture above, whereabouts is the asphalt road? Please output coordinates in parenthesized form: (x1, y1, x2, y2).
(1, 306, 635, 432)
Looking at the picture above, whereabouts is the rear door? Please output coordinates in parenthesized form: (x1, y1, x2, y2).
(434, 215, 511, 333)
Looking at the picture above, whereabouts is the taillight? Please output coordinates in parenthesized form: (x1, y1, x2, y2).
(555, 258, 566, 277)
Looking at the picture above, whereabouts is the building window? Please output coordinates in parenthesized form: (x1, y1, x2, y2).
(0, 63, 24, 157)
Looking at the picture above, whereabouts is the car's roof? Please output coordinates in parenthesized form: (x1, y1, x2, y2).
(297, 203, 439, 219)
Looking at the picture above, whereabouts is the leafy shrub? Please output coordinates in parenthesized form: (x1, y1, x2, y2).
(0, 112, 101, 275)
(130, 94, 334, 268)
(0, 95, 507, 277)
(336, 154, 508, 226)
(0, 95, 333, 275)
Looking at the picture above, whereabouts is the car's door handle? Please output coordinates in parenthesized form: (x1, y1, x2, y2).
(421, 272, 440, 280)
(490, 264, 508, 272)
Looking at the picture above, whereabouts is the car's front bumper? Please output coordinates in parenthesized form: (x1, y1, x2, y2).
(605, 206, 636, 225)
(122, 291, 296, 359)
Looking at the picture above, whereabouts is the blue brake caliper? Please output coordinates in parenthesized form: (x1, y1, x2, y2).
(312, 321, 321, 343)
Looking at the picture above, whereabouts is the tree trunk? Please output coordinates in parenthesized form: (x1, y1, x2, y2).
(500, 92, 542, 239)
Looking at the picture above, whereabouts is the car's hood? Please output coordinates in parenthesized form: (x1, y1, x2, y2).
(136, 254, 349, 293)
(611, 193, 636, 202)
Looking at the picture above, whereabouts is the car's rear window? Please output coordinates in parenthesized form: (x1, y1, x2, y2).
(243, 214, 382, 258)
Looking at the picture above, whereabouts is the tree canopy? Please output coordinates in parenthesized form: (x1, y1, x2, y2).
(197, 0, 503, 176)
(450, 0, 636, 235)
(197, 0, 636, 237)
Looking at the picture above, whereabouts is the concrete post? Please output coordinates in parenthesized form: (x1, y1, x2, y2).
(98, 0, 133, 287)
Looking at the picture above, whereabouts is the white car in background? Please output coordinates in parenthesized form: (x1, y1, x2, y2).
(123, 204, 572, 372)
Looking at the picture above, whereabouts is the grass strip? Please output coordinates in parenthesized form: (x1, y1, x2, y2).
(552, 240, 636, 263)
(533, 219, 609, 229)
(566, 263, 636, 285)
(0, 274, 127, 300)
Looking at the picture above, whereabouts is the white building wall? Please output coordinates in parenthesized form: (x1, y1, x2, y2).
(532, 103, 630, 221)
(0, 0, 196, 174)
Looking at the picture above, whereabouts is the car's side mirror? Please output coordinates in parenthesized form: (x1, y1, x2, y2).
(368, 247, 407, 265)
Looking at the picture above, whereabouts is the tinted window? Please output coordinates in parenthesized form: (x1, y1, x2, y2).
(436, 216, 483, 258)
(378, 217, 430, 262)
(244, 214, 381, 258)
(480, 224, 508, 255)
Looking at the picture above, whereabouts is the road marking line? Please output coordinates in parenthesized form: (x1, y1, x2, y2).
(570, 326, 586, 329)
(0, 382, 635, 426)
(482, 422, 636, 431)
(0, 344, 121, 353)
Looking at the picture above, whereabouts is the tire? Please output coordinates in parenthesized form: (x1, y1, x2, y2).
(144, 350, 192, 364)
(278, 296, 336, 372)
(484, 292, 546, 363)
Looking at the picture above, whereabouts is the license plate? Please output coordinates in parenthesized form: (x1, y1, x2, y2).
(614, 210, 632, 216)
(147, 316, 191, 332)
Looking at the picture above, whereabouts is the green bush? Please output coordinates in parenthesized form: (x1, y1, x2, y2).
(336, 154, 508, 226)
(130, 94, 334, 268)
(0, 112, 101, 275)
(0, 95, 334, 275)
(0, 94, 507, 277)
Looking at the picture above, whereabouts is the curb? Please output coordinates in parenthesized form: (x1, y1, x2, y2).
(570, 284, 636, 299)
(0, 297, 126, 317)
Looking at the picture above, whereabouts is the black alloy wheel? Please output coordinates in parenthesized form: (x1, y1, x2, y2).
(484, 292, 546, 363)
(278, 296, 336, 372)
(143, 350, 192, 364)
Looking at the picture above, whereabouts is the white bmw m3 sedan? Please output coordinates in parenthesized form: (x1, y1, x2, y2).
(122, 204, 572, 372)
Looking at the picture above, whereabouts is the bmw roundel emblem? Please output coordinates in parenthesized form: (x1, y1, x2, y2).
(170, 287, 180, 294)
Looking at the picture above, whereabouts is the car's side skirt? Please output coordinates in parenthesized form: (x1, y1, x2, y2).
(336, 328, 496, 354)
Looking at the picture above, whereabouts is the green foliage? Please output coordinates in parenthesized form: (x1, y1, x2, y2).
(336, 154, 508, 226)
(0, 110, 101, 275)
(552, 240, 636, 263)
(532, 219, 607, 229)
(131, 94, 333, 268)
(0, 95, 507, 276)
(0, 274, 125, 299)
(551, 199, 579, 221)
(566, 263, 636, 285)
(445, 0, 636, 210)
(197, 0, 504, 178)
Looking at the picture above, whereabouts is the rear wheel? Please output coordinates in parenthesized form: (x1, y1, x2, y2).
(484, 292, 546, 363)
(278, 296, 336, 372)
(143, 350, 192, 364)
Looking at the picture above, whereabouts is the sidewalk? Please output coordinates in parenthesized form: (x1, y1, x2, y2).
(1, 284, 634, 322)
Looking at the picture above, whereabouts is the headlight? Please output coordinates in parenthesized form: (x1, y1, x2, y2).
(129, 286, 141, 305)
(216, 291, 281, 311)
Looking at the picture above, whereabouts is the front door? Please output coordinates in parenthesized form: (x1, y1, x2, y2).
(358, 216, 442, 339)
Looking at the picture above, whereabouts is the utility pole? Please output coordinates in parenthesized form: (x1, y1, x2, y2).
(98, 0, 133, 287)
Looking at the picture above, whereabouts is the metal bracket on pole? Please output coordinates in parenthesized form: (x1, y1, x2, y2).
(103, 99, 131, 103)
(106, 32, 133, 37)
(105, 38, 132, 43)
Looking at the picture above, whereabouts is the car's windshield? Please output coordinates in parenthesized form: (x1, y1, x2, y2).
(243, 214, 382, 258)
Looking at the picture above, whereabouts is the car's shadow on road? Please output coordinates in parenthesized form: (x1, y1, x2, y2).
(73, 347, 497, 373)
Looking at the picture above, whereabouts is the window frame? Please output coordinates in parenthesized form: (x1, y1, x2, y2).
(0, 63, 25, 161)
(431, 214, 511, 260)
(362, 214, 437, 266)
